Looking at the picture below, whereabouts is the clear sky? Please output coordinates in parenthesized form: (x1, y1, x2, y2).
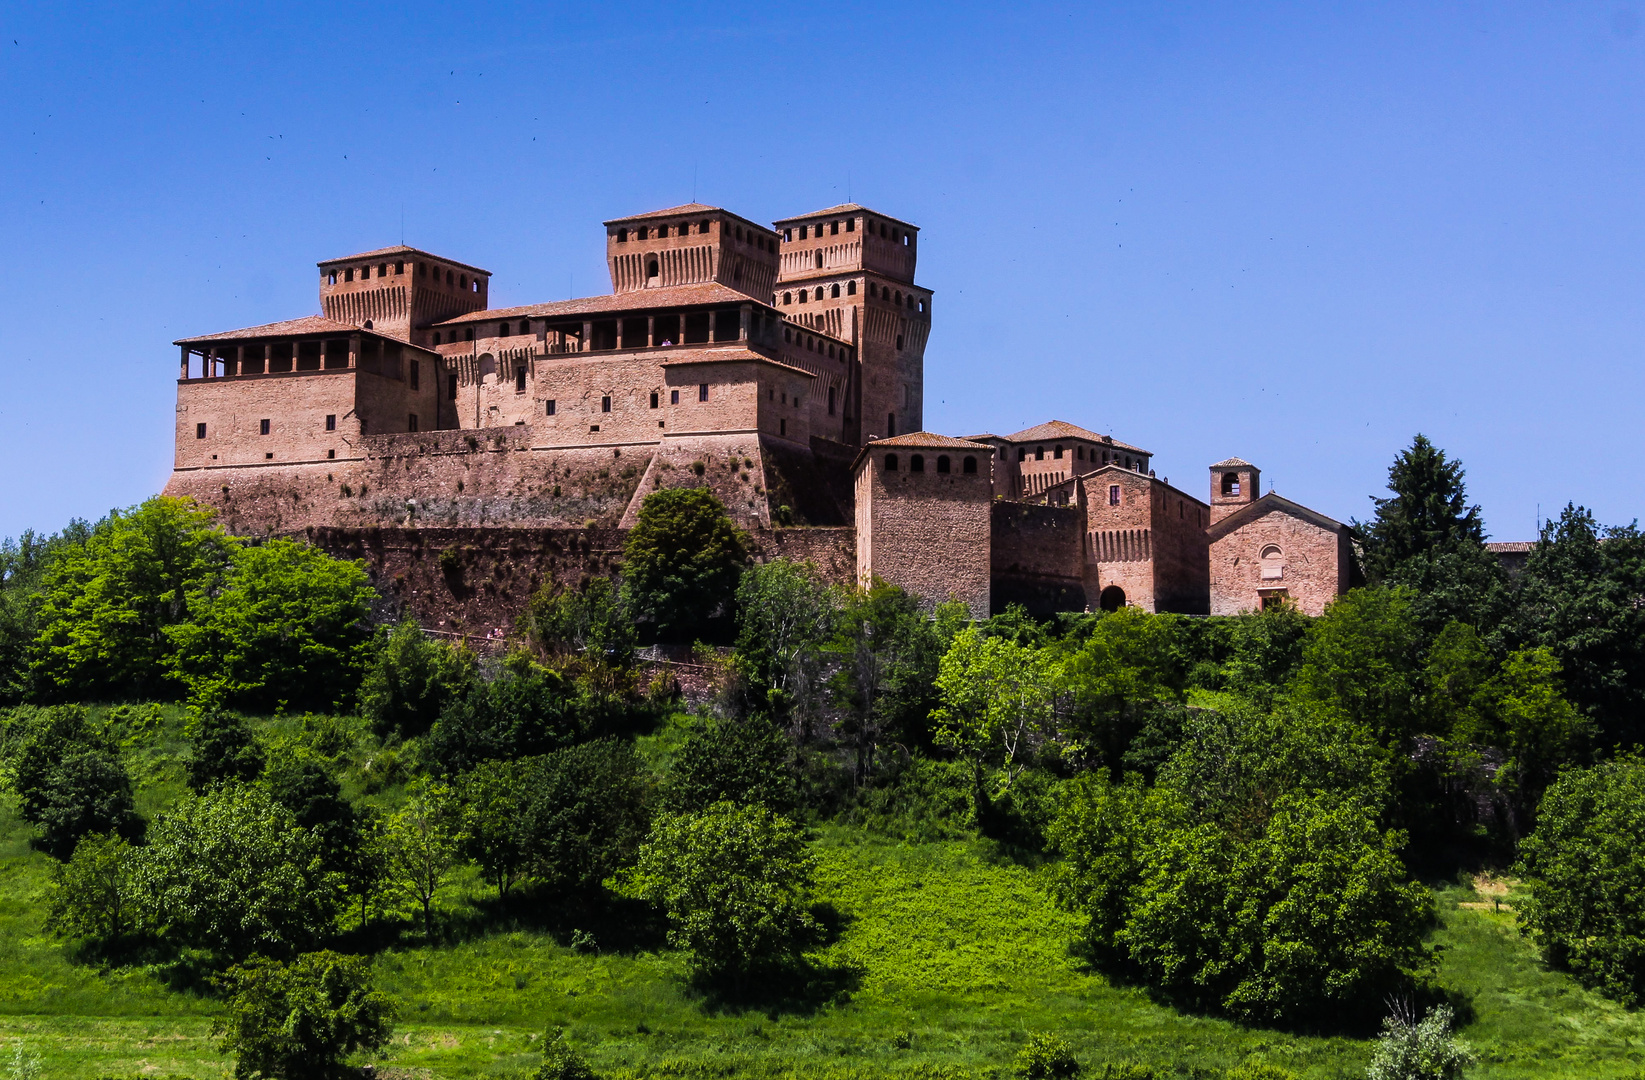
(3, 1, 1643, 542)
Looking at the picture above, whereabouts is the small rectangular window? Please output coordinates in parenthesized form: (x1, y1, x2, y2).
(546, 399, 556, 416)
(260, 419, 270, 436)
(325, 414, 336, 432)
(449, 373, 458, 400)
(698, 383, 709, 402)
(846, 219, 855, 232)
(601, 396, 611, 413)
(328, 449, 336, 459)
(1109, 485, 1121, 507)
(410, 360, 420, 390)
(516, 366, 526, 393)
(650, 392, 659, 408)
(195, 422, 207, 439)
(828, 387, 836, 416)
(670, 389, 679, 405)
(408, 413, 419, 432)
(265, 452, 274, 459)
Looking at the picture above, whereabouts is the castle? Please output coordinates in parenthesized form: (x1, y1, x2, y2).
(164, 203, 1352, 620)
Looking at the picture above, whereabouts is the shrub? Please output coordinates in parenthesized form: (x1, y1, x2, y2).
(10, 706, 142, 859)
(1364, 1003, 1474, 1080)
(536, 1028, 597, 1080)
(425, 659, 578, 774)
(214, 951, 396, 1080)
(186, 710, 264, 792)
(1014, 1032, 1080, 1079)
(627, 802, 818, 983)
(662, 715, 797, 815)
(46, 831, 140, 943)
(531, 578, 636, 665)
(167, 538, 377, 711)
(359, 619, 476, 738)
(1516, 755, 1645, 1003)
(621, 489, 747, 642)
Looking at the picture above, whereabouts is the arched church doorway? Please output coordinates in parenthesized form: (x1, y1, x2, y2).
(1099, 585, 1126, 612)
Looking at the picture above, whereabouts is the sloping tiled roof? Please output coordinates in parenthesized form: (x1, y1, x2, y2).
(317, 246, 491, 276)
(603, 203, 720, 224)
(1206, 492, 1347, 542)
(176, 316, 372, 345)
(867, 432, 993, 450)
(434, 283, 772, 325)
(1004, 420, 1150, 455)
(1211, 456, 1255, 468)
(1486, 541, 1535, 553)
(772, 203, 920, 231)
(658, 348, 816, 378)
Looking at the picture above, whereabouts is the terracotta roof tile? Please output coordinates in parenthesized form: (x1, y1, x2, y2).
(658, 348, 816, 378)
(866, 432, 993, 450)
(1004, 420, 1149, 455)
(434, 283, 773, 325)
(604, 203, 721, 224)
(773, 204, 920, 231)
(1211, 456, 1255, 468)
(317, 246, 491, 276)
(177, 315, 381, 346)
(1486, 541, 1536, 553)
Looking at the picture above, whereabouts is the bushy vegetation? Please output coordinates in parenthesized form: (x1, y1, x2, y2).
(6, 442, 1645, 1076)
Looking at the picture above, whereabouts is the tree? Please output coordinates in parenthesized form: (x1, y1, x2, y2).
(734, 559, 839, 723)
(517, 740, 652, 892)
(1365, 1003, 1475, 1080)
(1353, 434, 1506, 634)
(627, 802, 818, 984)
(1515, 755, 1645, 1004)
(10, 706, 142, 859)
(167, 538, 376, 711)
(530, 578, 636, 666)
(425, 659, 578, 775)
(1511, 505, 1645, 746)
(1483, 647, 1592, 818)
(1056, 606, 1185, 775)
(214, 951, 397, 1080)
(31, 497, 237, 702)
(263, 751, 362, 879)
(536, 1028, 597, 1080)
(828, 581, 945, 782)
(1291, 587, 1426, 745)
(46, 831, 140, 943)
(621, 488, 748, 642)
(453, 758, 534, 898)
(136, 784, 337, 960)
(932, 626, 1058, 801)
(358, 619, 476, 739)
(187, 710, 265, 792)
(383, 782, 461, 938)
(662, 715, 798, 816)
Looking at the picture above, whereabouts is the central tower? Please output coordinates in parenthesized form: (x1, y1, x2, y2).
(772, 205, 931, 441)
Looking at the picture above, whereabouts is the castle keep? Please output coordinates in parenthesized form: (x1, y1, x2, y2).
(164, 203, 1350, 621)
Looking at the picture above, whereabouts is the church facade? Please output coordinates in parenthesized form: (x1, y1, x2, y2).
(164, 202, 1350, 619)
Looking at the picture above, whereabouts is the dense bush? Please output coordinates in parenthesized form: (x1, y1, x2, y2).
(1364, 1003, 1474, 1080)
(530, 577, 636, 665)
(1516, 755, 1645, 1003)
(425, 658, 580, 774)
(628, 801, 818, 983)
(359, 619, 476, 738)
(186, 710, 265, 792)
(46, 831, 139, 943)
(8, 705, 142, 858)
(214, 950, 396, 1080)
(621, 488, 747, 642)
(662, 715, 797, 815)
(1014, 1032, 1080, 1079)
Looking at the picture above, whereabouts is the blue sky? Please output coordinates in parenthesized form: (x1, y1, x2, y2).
(4, 1, 1643, 541)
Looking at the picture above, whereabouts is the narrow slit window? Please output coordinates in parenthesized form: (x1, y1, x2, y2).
(546, 399, 556, 416)
(325, 415, 336, 432)
(259, 419, 271, 436)
(195, 422, 207, 439)
(698, 383, 709, 402)
(601, 395, 611, 413)
(516, 366, 527, 393)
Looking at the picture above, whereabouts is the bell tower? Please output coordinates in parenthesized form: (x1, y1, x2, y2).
(1209, 457, 1261, 524)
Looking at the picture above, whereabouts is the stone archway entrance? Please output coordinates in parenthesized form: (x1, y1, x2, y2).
(1099, 585, 1126, 612)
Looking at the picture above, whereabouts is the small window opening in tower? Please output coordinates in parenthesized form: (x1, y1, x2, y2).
(828, 387, 836, 415)
(516, 366, 527, 393)
(1036, 446, 1045, 461)
(499, 322, 510, 337)
(379, 264, 387, 277)
(783, 292, 792, 305)
(465, 328, 474, 341)
(799, 289, 808, 303)
(409, 413, 419, 432)
(937, 455, 950, 474)
(449, 373, 459, 400)
(650, 392, 659, 408)
(617, 228, 628, 242)
(328, 272, 337, 285)
(735, 226, 743, 240)
(783, 228, 792, 241)
(846, 218, 856, 232)
(446, 270, 454, 285)
(848, 281, 857, 295)
(910, 454, 925, 473)
(260, 419, 271, 436)
(1017, 447, 1026, 462)
(647, 259, 660, 283)
(815, 251, 823, 269)
(884, 454, 898, 472)
(1055, 445, 1064, 459)
(459, 275, 467, 289)
(344, 268, 354, 282)
(700, 221, 711, 233)
(410, 361, 420, 391)
(831, 283, 840, 298)
(196, 422, 206, 439)
(963, 456, 977, 474)
(638, 227, 649, 240)
(472, 280, 479, 293)
(903, 233, 910, 246)
(887, 413, 896, 437)
(1109, 485, 1121, 506)
(396, 261, 404, 274)
(601, 396, 611, 413)
(699, 383, 709, 401)
(1222, 472, 1239, 497)
(363, 320, 373, 330)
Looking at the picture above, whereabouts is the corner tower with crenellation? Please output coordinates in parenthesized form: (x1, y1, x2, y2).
(772, 206, 931, 446)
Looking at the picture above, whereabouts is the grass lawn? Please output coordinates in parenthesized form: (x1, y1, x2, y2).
(3, 707, 1645, 1078)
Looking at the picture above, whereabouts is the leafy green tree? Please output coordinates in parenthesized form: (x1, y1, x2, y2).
(734, 559, 839, 724)
(621, 488, 748, 642)
(187, 710, 265, 792)
(214, 950, 396, 1080)
(1365, 1003, 1475, 1080)
(358, 619, 476, 738)
(45, 831, 140, 943)
(1219, 604, 1312, 701)
(1354, 434, 1506, 633)
(933, 626, 1058, 799)
(1515, 755, 1645, 1003)
(0, 524, 92, 705)
(1511, 504, 1645, 745)
(1483, 647, 1592, 817)
(518, 739, 652, 892)
(383, 781, 462, 938)
(137, 784, 337, 960)
(10, 706, 142, 859)
(662, 715, 797, 815)
(168, 539, 376, 711)
(829, 581, 945, 782)
(454, 758, 534, 898)
(1421, 621, 1494, 737)
(530, 577, 636, 665)
(1291, 587, 1426, 744)
(263, 751, 362, 879)
(1056, 606, 1185, 775)
(425, 658, 578, 774)
(1048, 774, 1161, 967)
(628, 802, 819, 984)
(31, 497, 236, 701)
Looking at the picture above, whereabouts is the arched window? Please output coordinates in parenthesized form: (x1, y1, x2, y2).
(846, 218, 855, 232)
(379, 264, 388, 277)
(799, 289, 808, 303)
(418, 263, 426, 276)
(831, 221, 839, 234)
(894, 291, 902, 304)
(815, 251, 823, 269)
(1017, 447, 1026, 462)
(617, 228, 628, 241)
(892, 229, 901, 242)
(1054, 445, 1064, 459)
(936, 455, 950, 474)
(327, 271, 337, 285)
(910, 454, 925, 473)
(1036, 446, 1045, 461)
(800, 225, 809, 239)
(432, 331, 441, 345)
(363, 319, 373, 330)
(395, 261, 404, 274)
(784, 328, 793, 342)
(472, 280, 479, 293)
(918, 300, 926, 313)
(736, 225, 743, 240)
(1222, 472, 1240, 497)
(963, 456, 977, 474)
(783, 292, 792, 304)
(638, 226, 649, 240)
(459, 275, 467, 289)
(647, 259, 660, 281)
(499, 322, 510, 337)
(1261, 544, 1283, 560)
(446, 270, 454, 285)
(700, 220, 711, 233)
(831, 283, 840, 298)
(847, 281, 857, 295)
(884, 453, 898, 472)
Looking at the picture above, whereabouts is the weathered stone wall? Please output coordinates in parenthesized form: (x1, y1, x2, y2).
(990, 501, 1087, 616)
(1208, 507, 1348, 616)
(1148, 482, 1211, 616)
(1086, 468, 1159, 611)
(855, 444, 991, 618)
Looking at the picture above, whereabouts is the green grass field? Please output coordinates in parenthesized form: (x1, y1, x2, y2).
(4, 710, 1645, 1079)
